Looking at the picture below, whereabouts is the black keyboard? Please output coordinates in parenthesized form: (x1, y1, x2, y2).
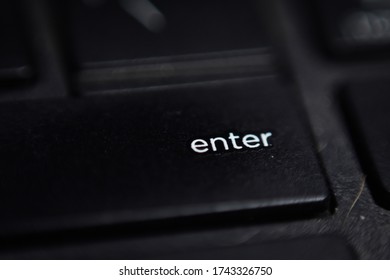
(1, 0, 390, 259)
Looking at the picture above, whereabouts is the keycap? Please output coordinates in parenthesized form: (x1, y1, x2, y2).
(0, 78, 329, 236)
(315, 0, 390, 56)
(55, 0, 269, 65)
(0, 0, 32, 84)
(343, 81, 390, 204)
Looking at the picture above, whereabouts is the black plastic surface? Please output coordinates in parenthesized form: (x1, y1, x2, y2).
(1, 235, 355, 260)
(315, 0, 390, 57)
(343, 81, 390, 205)
(164, 235, 355, 260)
(0, 78, 329, 236)
(0, 0, 32, 83)
(56, 0, 269, 65)
(2, 0, 390, 260)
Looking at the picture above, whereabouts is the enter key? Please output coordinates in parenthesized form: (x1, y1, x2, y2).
(0, 78, 330, 235)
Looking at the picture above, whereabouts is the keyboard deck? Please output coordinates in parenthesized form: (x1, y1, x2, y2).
(0, 0, 389, 259)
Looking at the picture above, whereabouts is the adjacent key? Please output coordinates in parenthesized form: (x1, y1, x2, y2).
(344, 81, 390, 204)
(315, 0, 390, 56)
(55, 0, 269, 65)
(163, 236, 356, 260)
(0, 0, 32, 83)
(0, 78, 329, 235)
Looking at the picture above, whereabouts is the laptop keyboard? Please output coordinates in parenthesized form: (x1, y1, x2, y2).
(1, 0, 389, 259)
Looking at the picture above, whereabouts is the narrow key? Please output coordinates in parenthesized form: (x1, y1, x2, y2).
(56, 0, 269, 64)
(343, 81, 390, 205)
(52, 0, 273, 90)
